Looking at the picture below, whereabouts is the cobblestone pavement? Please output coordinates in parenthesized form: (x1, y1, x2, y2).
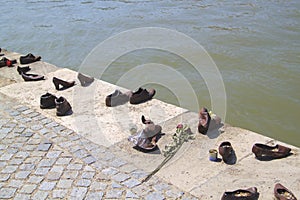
(0, 94, 197, 200)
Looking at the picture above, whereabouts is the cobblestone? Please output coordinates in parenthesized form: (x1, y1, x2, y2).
(83, 155, 96, 164)
(38, 158, 56, 167)
(105, 189, 124, 199)
(0, 174, 10, 181)
(126, 190, 139, 199)
(30, 124, 44, 131)
(56, 157, 72, 165)
(102, 167, 119, 176)
(39, 128, 50, 135)
(19, 163, 35, 171)
(19, 184, 37, 194)
(86, 191, 104, 199)
(15, 171, 31, 179)
(111, 182, 122, 188)
(32, 190, 48, 200)
(145, 192, 165, 200)
(15, 106, 29, 112)
(13, 127, 25, 134)
(0, 153, 13, 161)
(112, 172, 131, 182)
(1, 165, 18, 173)
(27, 175, 44, 184)
(81, 171, 95, 179)
(52, 189, 68, 198)
(90, 181, 107, 191)
(62, 171, 79, 179)
(122, 178, 141, 188)
(73, 149, 90, 159)
(0, 187, 17, 198)
(14, 193, 31, 200)
(37, 143, 52, 151)
(0, 96, 197, 200)
(34, 167, 50, 176)
(76, 179, 91, 187)
(67, 163, 83, 170)
(57, 179, 73, 189)
(39, 181, 56, 191)
(46, 151, 61, 158)
(70, 187, 87, 199)
(7, 180, 23, 188)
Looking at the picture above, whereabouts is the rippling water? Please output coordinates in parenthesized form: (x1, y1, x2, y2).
(1, 0, 300, 146)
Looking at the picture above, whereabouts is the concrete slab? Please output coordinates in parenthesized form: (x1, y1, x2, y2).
(0, 68, 186, 147)
(189, 140, 300, 199)
(109, 111, 300, 199)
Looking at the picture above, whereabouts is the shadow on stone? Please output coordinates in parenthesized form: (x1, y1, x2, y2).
(133, 146, 161, 154)
(206, 122, 224, 139)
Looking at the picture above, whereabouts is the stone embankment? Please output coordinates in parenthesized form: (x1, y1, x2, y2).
(0, 49, 299, 199)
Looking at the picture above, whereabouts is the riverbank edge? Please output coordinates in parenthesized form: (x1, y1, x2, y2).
(0, 49, 299, 199)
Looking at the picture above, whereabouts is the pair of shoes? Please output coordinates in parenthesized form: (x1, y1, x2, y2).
(198, 107, 211, 134)
(40, 93, 72, 116)
(221, 184, 297, 200)
(77, 73, 94, 87)
(0, 57, 17, 67)
(17, 66, 31, 75)
(53, 77, 75, 90)
(128, 115, 162, 152)
(105, 87, 156, 107)
(21, 73, 44, 81)
(221, 187, 259, 200)
(20, 53, 41, 64)
(274, 183, 297, 200)
(252, 143, 291, 160)
(219, 141, 237, 164)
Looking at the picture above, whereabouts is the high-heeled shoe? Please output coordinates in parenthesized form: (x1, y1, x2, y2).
(52, 77, 75, 90)
(17, 66, 31, 75)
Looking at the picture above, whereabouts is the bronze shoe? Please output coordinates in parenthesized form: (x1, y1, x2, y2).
(55, 97, 72, 116)
(21, 73, 44, 81)
(221, 187, 259, 200)
(198, 107, 211, 134)
(252, 143, 291, 160)
(20, 53, 41, 64)
(274, 183, 297, 200)
(219, 141, 236, 164)
(17, 65, 31, 75)
(0, 57, 17, 67)
(129, 87, 156, 104)
(40, 93, 57, 109)
(77, 72, 94, 87)
(105, 89, 132, 107)
(52, 77, 75, 90)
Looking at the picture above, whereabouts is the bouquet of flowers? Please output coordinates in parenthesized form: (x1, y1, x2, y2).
(162, 124, 194, 157)
(143, 124, 194, 182)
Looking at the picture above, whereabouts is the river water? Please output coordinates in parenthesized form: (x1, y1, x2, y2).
(1, 0, 299, 147)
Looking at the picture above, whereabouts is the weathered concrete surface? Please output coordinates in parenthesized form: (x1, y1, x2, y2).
(1, 49, 299, 199)
(0, 50, 186, 146)
(111, 112, 300, 199)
